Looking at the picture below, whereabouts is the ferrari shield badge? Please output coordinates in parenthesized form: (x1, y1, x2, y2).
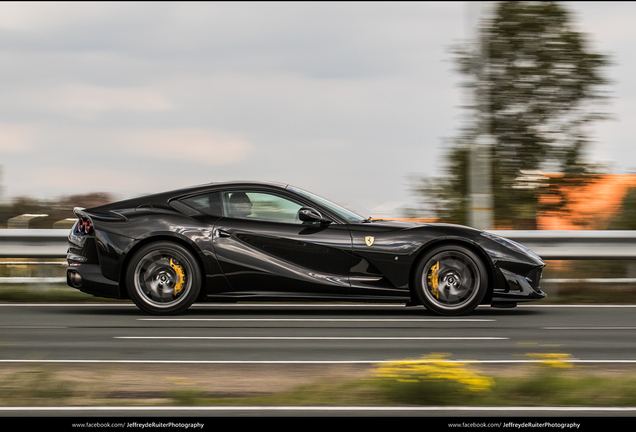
(365, 236, 375, 247)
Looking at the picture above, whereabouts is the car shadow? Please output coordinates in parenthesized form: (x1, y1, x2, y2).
(55, 302, 542, 318)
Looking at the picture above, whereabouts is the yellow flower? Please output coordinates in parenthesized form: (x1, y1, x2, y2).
(372, 353, 494, 392)
(525, 353, 574, 369)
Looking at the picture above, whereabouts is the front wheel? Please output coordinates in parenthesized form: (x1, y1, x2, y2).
(414, 245, 488, 315)
(125, 242, 201, 315)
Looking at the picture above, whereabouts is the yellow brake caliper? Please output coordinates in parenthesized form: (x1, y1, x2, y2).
(169, 259, 185, 297)
(428, 261, 440, 299)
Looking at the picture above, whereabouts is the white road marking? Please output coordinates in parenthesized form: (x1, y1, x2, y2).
(0, 326, 67, 329)
(0, 303, 136, 307)
(114, 336, 508, 340)
(0, 405, 635, 412)
(1, 359, 636, 364)
(544, 327, 636, 330)
(138, 318, 495, 322)
(0, 303, 635, 308)
(518, 304, 636, 308)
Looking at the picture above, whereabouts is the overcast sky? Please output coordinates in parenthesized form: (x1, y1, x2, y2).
(0, 2, 634, 216)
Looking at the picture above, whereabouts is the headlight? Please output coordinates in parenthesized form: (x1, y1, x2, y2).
(481, 232, 543, 262)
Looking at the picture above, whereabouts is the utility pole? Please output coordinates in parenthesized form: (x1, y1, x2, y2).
(468, 2, 494, 230)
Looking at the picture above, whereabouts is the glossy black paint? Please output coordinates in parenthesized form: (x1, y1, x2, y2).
(66, 182, 546, 310)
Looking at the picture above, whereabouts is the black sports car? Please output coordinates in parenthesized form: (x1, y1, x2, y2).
(66, 182, 545, 315)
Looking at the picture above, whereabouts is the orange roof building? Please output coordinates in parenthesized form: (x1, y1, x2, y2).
(537, 174, 636, 230)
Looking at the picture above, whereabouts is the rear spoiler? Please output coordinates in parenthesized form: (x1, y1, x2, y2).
(73, 207, 127, 222)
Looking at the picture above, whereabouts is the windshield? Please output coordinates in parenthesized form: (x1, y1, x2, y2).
(287, 185, 366, 223)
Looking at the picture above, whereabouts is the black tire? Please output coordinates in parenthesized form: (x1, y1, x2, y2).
(414, 245, 488, 315)
(125, 241, 201, 315)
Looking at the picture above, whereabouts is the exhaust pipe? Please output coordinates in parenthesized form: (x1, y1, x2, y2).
(67, 270, 83, 288)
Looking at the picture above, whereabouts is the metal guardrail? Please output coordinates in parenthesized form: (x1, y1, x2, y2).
(0, 229, 70, 258)
(0, 229, 70, 284)
(3, 228, 636, 259)
(1, 229, 636, 285)
(490, 230, 636, 260)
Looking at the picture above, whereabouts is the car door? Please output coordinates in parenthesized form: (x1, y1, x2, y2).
(212, 189, 353, 296)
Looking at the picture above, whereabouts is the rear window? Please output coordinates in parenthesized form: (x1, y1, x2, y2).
(180, 192, 223, 216)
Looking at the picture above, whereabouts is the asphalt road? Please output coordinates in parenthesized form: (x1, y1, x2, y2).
(2, 303, 636, 419)
(1, 303, 635, 363)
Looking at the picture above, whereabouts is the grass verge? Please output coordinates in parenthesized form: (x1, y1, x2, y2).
(0, 284, 127, 303)
(1, 357, 636, 407)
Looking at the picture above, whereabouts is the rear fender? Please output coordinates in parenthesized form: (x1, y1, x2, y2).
(118, 233, 212, 301)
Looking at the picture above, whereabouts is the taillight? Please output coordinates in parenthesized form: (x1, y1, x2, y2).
(77, 217, 94, 235)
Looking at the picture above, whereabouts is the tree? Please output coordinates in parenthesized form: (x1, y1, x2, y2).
(609, 188, 636, 230)
(412, 1, 611, 228)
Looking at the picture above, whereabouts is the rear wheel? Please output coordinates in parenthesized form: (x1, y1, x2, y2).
(414, 245, 488, 315)
(126, 242, 201, 315)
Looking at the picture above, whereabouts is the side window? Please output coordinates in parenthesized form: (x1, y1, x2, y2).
(222, 191, 303, 224)
(180, 192, 223, 216)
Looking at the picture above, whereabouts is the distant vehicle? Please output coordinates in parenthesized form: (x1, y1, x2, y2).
(66, 182, 545, 315)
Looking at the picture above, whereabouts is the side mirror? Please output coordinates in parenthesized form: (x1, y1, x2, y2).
(298, 207, 331, 224)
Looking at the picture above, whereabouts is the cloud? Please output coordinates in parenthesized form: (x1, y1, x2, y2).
(0, 124, 34, 153)
(0, 2, 119, 32)
(116, 128, 251, 165)
(0, 1, 630, 214)
(29, 84, 175, 118)
(12, 165, 156, 199)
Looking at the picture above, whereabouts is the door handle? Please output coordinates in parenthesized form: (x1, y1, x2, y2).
(215, 228, 231, 238)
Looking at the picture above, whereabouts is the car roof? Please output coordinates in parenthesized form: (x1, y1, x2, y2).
(85, 181, 292, 214)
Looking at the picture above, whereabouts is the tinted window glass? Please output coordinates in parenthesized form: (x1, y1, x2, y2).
(222, 191, 303, 223)
(181, 192, 222, 216)
(287, 185, 365, 223)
